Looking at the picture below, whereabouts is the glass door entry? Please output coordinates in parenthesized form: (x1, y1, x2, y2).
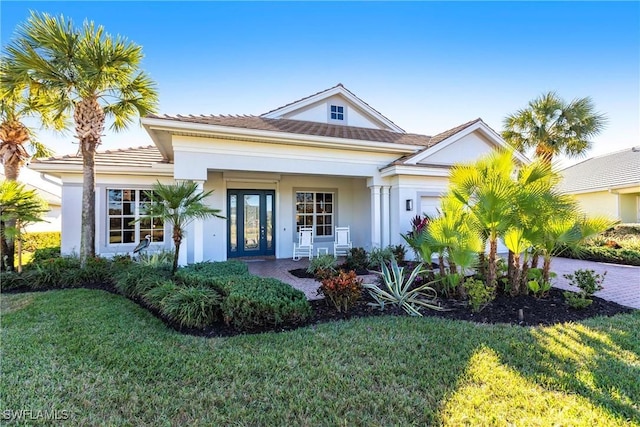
(227, 190, 275, 258)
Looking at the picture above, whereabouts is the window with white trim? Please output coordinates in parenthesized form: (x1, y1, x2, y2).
(107, 189, 164, 244)
(295, 192, 334, 237)
(330, 105, 344, 121)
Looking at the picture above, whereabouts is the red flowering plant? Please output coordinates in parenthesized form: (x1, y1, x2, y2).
(317, 270, 363, 313)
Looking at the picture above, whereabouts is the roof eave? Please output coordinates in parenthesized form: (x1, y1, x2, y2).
(28, 163, 174, 177)
(141, 117, 423, 154)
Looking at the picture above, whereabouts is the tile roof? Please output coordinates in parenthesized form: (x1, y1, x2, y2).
(31, 145, 168, 168)
(260, 83, 405, 132)
(146, 114, 433, 146)
(557, 146, 640, 193)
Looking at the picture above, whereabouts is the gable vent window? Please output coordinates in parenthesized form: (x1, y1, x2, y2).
(330, 105, 344, 121)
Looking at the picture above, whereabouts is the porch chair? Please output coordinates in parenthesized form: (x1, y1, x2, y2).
(333, 226, 352, 257)
(293, 227, 314, 261)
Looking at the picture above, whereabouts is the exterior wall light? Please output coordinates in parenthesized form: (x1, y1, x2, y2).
(406, 199, 413, 211)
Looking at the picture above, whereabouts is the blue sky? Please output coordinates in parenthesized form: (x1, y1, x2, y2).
(1, 1, 638, 166)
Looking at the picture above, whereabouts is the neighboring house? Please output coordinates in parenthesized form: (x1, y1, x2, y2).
(29, 84, 526, 262)
(1, 167, 62, 233)
(558, 147, 640, 223)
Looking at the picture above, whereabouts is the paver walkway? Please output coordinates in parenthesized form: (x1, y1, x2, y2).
(244, 257, 640, 309)
(549, 257, 639, 309)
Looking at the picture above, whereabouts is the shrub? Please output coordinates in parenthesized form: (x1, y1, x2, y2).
(363, 260, 443, 316)
(30, 256, 82, 289)
(222, 277, 311, 331)
(180, 260, 249, 277)
(389, 244, 407, 264)
(142, 281, 179, 311)
(307, 254, 337, 279)
(113, 264, 172, 298)
(0, 270, 38, 291)
(31, 246, 61, 263)
(138, 250, 175, 268)
(560, 245, 640, 266)
(562, 269, 606, 310)
(526, 268, 554, 298)
(161, 286, 222, 329)
(318, 270, 363, 312)
(345, 247, 369, 271)
(464, 278, 495, 313)
(174, 270, 247, 295)
(20, 232, 61, 253)
(368, 247, 395, 269)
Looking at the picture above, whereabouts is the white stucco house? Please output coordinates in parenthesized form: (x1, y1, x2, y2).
(558, 147, 640, 223)
(29, 84, 525, 263)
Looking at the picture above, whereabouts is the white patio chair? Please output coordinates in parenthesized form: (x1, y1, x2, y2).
(293, 227, 314, 261)
(333, 226, 352, 257)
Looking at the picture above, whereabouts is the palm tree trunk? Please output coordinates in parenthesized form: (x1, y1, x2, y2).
(438, 253, 446, 277)
(2, 158, 22, 271)
(80, 143, 96, 268)
(507, 250, 515, 287)
(531, 253, 539, 269)
(487, 238, 498, 286)
(520, 259, 530, 295)
(0, 220, 8, 271)
(511, 253, 521, 296)
(75, 96, 105, 268)
(542, 255, 552, 285)
(172, 236, 181, 274)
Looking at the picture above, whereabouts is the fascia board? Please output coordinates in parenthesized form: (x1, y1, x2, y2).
(141, 118, 422, 154)
(28, 163, 174, 177)
(380, 165, 451, 178)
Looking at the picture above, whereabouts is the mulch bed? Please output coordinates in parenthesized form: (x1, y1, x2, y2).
(5, 281, 635, 338)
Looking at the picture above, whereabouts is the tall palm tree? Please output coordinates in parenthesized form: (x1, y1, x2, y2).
(502, 91, 607, 164)
(0, 180, 47, 271)
(140, 181, 225, 274)
(2, 12, 158, 267)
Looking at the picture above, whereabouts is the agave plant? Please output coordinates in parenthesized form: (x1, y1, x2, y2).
(363, 260, 443, 316)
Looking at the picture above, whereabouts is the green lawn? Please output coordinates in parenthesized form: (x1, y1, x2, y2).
(2, 289, 639, 426)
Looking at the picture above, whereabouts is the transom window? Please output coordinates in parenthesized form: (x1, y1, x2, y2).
(296, 192, 334, 237)
(107, 189, 164, 245)
(330, 105, 344, 121)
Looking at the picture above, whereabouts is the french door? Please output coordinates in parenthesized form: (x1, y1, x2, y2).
(227, 190, 275, 257)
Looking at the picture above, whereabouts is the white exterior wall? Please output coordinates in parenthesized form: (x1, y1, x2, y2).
(281, 95, 382, 130)
(60, 183, 82, 255)
(573, 191, 619, 220)
(24, 205, 62, 233)
(419, 132, 497, 165)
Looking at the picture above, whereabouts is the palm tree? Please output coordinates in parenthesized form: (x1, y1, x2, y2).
(140, 181, 225, 274)
(2, 12, 158, 267)
(502, 91, 607, 164)
(448, 149, 517, 287)
(0, 180, 47, 271)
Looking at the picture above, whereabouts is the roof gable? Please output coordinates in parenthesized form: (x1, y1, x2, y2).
(399, 119, 529, 166)
(260, 84, 405, 133)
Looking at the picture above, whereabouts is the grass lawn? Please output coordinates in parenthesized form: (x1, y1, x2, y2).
(2, 289, 639, 426)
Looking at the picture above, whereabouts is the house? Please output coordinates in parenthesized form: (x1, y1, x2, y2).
(29, 84, 526, 262)
(558, 147, 640, 223)
(1, 167, 62, 233)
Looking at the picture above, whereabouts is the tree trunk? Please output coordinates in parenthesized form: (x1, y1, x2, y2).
(520, 259, 530, 296)
(542, 256, 552, 285)
(531, 253, 539, 269)
(0, 220, 8, 271)
(75, 96, 105, 268)
(80, 143, 96, 268)
(510, 253, 521, 296)
(487, 238, 498, 286)
(507, 250, 515, 286)
(478, 251, 486, 280)
(2, 157, 22, 271)
(172, 236, 181, 274)
(438, 253, 446, 277)
(17, 236, 22, 273)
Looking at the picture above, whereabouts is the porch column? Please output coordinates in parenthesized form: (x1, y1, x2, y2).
(370, 185, 381, 249)
(381, 186, 391, 248)
(193, 180, 205, 263)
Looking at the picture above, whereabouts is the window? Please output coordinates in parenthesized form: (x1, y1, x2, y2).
(296, 192, 333, 236)
(330, 105, 344, 121)
(107, 189, 164, 244)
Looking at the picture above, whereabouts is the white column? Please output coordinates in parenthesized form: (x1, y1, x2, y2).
(193, 180, 205, 263)
(381, 186, 391, 248)
(370, 185, 381, 249)
(178, 236, 188, 266)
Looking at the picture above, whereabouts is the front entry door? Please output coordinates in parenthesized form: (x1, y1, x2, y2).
(228, 190, 275, 258)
